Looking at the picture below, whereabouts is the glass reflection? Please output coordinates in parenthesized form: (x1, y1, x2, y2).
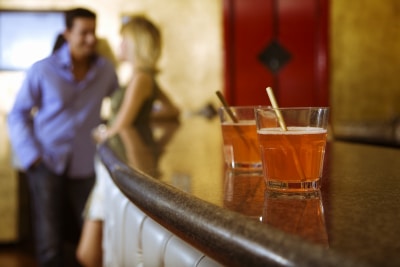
(223, 170, 265, 220)
(262, 190, 329, 247)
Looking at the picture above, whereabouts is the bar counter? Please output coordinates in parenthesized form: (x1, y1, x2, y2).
(99, 115, 400, 267)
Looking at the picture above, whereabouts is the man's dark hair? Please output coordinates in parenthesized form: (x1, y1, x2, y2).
(52, 33, 66, 53)
(65, 8, 96, 29)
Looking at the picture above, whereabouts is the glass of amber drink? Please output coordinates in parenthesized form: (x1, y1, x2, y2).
(219, 106, 263, 172)
(255, 107, 329, 191)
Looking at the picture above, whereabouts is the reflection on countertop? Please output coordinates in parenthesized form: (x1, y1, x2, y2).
(223, 170, 329, 247)
(262, 190, 329, 247)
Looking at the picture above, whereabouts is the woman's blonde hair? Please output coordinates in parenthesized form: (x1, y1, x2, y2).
(121, 15, 161, 72)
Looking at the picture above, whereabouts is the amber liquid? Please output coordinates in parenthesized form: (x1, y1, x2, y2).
(257, 127, 327, 190)
(221, 121, 261, 170)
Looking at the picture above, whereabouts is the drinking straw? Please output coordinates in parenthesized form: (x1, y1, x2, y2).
(266, 87, 287, 131)
(265, 87, 306, 181)
(215, 91, 238, 123)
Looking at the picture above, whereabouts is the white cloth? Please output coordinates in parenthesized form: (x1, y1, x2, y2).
(84, 155, 106, 220)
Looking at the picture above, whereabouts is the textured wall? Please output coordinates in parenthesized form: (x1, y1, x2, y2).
(114, 0, 224, 112)
(331, 0, 400, 124)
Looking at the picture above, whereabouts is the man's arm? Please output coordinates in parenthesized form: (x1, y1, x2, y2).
(7, 68, 42, 170)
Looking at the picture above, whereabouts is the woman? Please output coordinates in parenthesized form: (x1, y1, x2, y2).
(76, 15, 179, 267)
(97, 15, 179, 141)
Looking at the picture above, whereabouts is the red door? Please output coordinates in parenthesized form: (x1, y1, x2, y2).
(223, 0, 329, 107)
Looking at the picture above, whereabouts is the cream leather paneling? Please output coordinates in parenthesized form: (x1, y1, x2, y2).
(123, 204, 148, 266)
(102, 163, 223, 267)
(164, 236, 205, 267)
(141, 219, 173, 266)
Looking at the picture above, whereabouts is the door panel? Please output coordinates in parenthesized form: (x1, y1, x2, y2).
(223, 0, 329, 107)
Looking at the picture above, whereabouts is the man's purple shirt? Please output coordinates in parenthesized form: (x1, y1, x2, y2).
(7, 44, 119, 177)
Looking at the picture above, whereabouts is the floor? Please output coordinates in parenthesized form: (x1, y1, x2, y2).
(0, 242, 37, 267)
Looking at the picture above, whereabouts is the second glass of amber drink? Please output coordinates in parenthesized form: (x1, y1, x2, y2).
(219, 106, 262, 171)
(255, 107, 329, 191)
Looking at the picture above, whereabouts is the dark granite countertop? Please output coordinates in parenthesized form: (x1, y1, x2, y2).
(99, 116, 400, 267)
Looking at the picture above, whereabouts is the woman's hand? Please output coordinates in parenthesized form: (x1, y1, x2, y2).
(92, 124, 109, 143)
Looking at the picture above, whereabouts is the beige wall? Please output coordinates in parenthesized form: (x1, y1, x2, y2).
(0, 0, 223, 114)
(331, 0, 400, 125)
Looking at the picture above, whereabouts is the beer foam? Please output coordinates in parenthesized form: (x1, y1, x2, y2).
(222, 120, 256, 126)
(257, 126, 327, 135)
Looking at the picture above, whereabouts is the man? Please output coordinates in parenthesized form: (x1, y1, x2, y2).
(7, 8, 118, 267)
